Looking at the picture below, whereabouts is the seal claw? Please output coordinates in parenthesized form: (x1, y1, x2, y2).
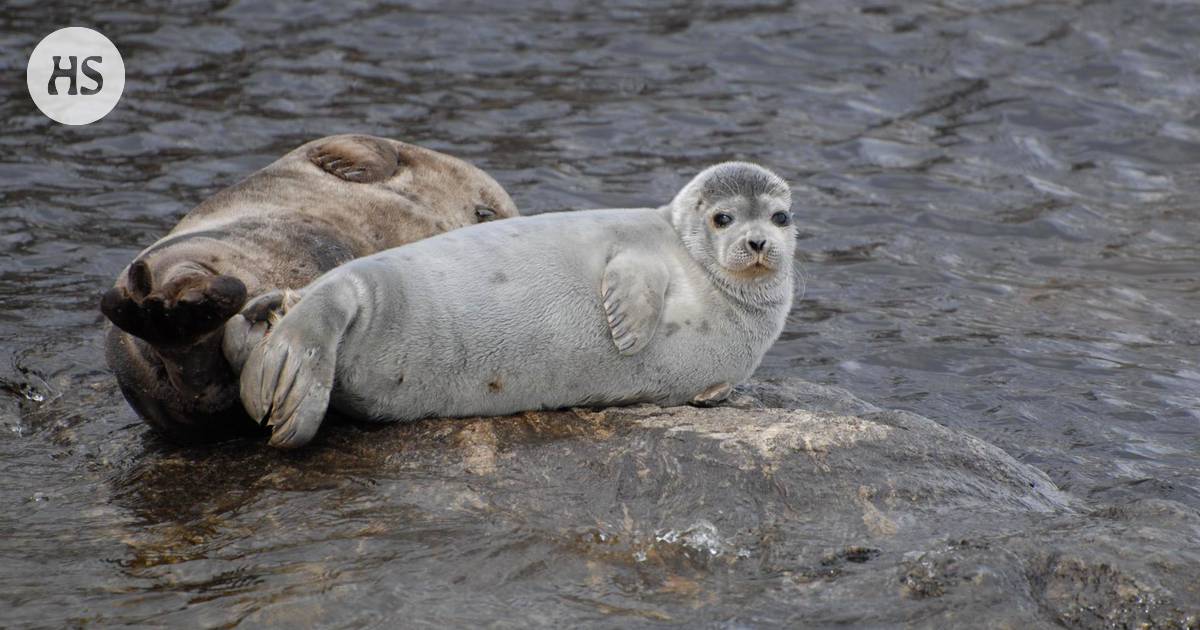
(222, 289, 303, 372)
(690, 382, 733, 407)
(307, 135, 401, 184)
(267, 385, 329, 448)
(601, 252, 669, 357)
(238, 298, 336, 449)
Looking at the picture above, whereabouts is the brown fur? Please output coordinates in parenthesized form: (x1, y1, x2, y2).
(101, 134, 518, 441)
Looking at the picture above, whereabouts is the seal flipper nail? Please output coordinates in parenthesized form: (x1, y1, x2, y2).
(222, 289, 303, 373)
(240, 287, 352, 448)
(602, 252, 669, 356)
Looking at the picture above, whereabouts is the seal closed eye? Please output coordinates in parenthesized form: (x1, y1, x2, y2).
(474, 206, 498, 222)
(235, 161, 796, 448)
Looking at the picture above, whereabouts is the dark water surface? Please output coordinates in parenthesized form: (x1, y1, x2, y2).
(2, 0, 1199, 626)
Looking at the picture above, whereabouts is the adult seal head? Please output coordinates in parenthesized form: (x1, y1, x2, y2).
(100, 134, 518, 441)
(234, 162, 796, 448)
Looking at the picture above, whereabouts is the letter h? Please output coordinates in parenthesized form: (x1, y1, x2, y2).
(48, 55, 78, 95)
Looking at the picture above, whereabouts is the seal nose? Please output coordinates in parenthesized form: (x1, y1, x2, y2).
(748, 239, 767, 253)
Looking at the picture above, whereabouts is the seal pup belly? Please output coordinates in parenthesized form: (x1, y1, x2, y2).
(238, 162, 796, 448)
(100, 134, 518, 441)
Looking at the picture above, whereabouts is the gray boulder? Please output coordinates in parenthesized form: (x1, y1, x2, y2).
(107, 378, 1199, 627)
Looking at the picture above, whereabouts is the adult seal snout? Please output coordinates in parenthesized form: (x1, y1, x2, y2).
(237, 162, 796, 448)
(101, 134, 518, 441)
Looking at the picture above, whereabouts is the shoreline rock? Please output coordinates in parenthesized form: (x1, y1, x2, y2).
(99, 378, 1196, 626)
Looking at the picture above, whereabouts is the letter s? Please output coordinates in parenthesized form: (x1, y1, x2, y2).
(80, 55, 103, 95)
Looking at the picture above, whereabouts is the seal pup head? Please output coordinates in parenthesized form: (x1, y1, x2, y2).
(669, 162, 795, 297)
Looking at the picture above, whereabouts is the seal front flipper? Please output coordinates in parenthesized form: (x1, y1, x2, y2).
(101, 260, 248, 346)
(601, 252, 669, 356)
(307, 135, 401, 184)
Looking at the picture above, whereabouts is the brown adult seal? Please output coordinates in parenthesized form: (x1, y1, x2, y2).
(100, 134, 518, 441)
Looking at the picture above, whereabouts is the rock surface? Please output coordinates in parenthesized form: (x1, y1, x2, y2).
(97, 378, 1198, 627)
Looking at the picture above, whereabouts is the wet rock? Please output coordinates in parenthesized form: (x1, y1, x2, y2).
(99, 378, 1198, 626)
(731, 377, 881, 415)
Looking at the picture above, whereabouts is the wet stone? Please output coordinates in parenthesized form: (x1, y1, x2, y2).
(93, 378, 1199, 626)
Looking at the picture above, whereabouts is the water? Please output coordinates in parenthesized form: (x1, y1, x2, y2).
(2, 0, 1199, 626)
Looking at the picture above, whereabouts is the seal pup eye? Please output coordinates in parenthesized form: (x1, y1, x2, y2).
(474, 206, 497, 222)
(770, 211, 791, 227)
(713, 212, 734, 228)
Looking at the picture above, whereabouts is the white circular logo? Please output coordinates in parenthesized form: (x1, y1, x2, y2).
(27, 27, 125, 126)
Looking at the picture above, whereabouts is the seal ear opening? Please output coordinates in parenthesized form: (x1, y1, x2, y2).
(307, 135, 402, 184)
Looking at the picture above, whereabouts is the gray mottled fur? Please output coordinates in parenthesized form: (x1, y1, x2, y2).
(235, 162, 795, 448)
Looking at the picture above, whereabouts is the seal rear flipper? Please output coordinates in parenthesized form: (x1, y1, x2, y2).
(240, 312, 337, 449)
(222, 289, 303, 373)
(601, 252, 670, 356)
(101, 260, 248, 346)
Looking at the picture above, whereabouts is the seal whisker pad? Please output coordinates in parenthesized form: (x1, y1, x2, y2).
(234, 161, 795, 448)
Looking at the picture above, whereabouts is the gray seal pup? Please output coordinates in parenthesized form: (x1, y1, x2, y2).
(100, 134, 518, 441)
(237, 162, 795, 448)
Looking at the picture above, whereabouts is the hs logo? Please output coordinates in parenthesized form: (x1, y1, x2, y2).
(26, 27, 125, 125)
(47, 54, 105, 96)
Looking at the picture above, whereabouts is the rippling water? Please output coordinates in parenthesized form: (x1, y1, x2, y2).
(2, 0, 1199, 626)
